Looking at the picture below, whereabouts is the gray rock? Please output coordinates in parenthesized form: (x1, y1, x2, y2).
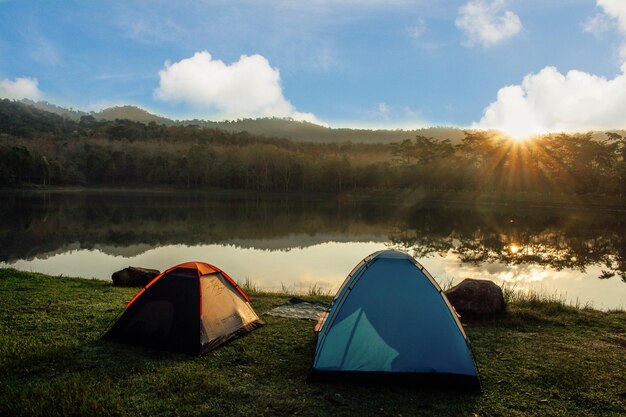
(444, 279, 505, 316)
(111, 266, 160, 287)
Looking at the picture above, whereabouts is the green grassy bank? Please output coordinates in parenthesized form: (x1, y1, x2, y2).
(1, 269, 624, 416)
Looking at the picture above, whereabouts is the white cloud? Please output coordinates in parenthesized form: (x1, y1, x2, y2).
(582, 13, 613, 38)
(587, 1, 626, 58)
(596, 0, 626, 32)
(0, 77, 43, 100)
(357, 102, 424, 128)
(116, 7, 185, 45)
(455, 0, 522, 47)
(475, 64, 626, 137)
(28, 33, 62, 67)
(154, 51, 320, 123)
(376, 102, 391, 119)
(405, 17, 440, 50)
(406, 18, 426, 39)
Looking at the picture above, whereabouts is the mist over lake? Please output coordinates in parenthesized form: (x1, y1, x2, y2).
(1, 190, 623, 310)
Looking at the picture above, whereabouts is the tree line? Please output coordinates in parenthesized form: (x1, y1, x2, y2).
(0, 99, 624, 196)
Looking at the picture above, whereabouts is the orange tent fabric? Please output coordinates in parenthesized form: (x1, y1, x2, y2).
(103, 261, 263, 355)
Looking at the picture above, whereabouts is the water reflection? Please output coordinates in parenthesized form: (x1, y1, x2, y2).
(0, 191, 392, 260)
(0, 191, 624, 309)
(389, 202, 625, 283)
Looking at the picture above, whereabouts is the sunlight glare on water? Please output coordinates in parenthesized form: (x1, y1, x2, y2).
(3, 241, 624, 310)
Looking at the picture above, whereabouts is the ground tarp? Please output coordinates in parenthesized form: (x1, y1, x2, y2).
(266, 298, 329, 320)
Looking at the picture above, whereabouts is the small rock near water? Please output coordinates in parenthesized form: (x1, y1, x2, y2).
(111, 266, 160, 287)
(444, 279, 505, 316)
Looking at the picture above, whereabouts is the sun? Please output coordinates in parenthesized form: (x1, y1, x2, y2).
(509, 134, 532, 142)
(503, 130, 535, 142)
(497, 124, 545, 141)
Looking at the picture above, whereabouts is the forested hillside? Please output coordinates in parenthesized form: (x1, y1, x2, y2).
(196, 118, 467, 144)
(1, 99, 624, 197)
(23, 99, 467, 143)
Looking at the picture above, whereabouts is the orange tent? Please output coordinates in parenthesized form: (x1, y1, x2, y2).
(103, 262, 263, 355)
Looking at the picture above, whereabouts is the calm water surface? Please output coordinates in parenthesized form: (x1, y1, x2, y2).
(1, 190, 624, 310)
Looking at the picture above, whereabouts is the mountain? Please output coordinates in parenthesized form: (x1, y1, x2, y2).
(20, 99, 88, 121)
(19, 99, 469, 143)
(22, 100, 172, 125)
(93, 105, 173, 125)
(196, 118, 467, 144)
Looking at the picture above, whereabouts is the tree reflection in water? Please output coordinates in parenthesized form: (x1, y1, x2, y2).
(389, 203, 625, 283)
(0, 191, 624, 283)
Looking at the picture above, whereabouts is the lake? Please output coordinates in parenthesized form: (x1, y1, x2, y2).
(1, 190, 624, 310)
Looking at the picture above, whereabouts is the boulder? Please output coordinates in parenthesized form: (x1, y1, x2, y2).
(111, 266, 160, 287)
(444, 279, 505, 316)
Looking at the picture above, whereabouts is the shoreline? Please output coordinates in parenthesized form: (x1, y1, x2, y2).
(2, 185, 626, 211)
(1, 266, 623, 314)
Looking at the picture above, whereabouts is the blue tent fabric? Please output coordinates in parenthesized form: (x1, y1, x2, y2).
(311, 250, 480, 390)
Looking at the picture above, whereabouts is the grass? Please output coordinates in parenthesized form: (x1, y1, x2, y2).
(1, 268, 625, 417)
(241, 278, 334, 298)
(499, 283, 619, 311)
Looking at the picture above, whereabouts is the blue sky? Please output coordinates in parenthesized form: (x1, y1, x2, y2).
(1, 0, 626, 136)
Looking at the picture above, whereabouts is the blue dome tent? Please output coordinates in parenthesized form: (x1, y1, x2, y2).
(311, 250, 480, 390)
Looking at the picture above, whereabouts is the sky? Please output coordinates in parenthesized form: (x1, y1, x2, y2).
(1, 0, 626, 137)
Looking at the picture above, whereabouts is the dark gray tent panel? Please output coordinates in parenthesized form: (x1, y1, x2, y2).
(312, 250, 480, 390)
